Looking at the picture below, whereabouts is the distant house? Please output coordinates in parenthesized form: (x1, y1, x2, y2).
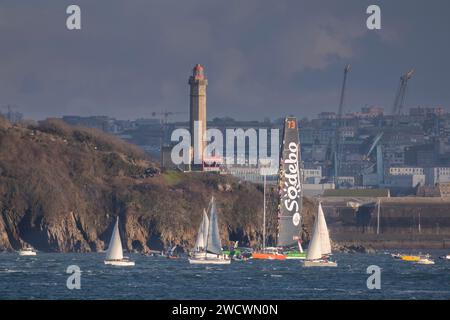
(323, 188, 390, 198)
(439, 182, 450, 198)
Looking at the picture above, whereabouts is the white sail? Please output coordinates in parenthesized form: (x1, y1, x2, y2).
(306, 202, 332, 260)
(194, 219, 205, 250)
(105, 217, 123, 261)
(317, 203, 332, 255)
(306, 207, 322, 260)
(195, 209, 209, 251)
(206, 197, 223, 255)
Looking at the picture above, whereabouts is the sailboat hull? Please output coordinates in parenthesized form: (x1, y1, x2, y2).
(192, 252, 206, 259)
(188, 258, 231, 265)
(285, 255, 306, 260)
(104, 260, 135, 266)
(416, 258, 434, 265)
(400, 255, 420, 262)
(18, 251, 37, 256)
(303, 260, 337, 267)
(252, 252, 286, 260)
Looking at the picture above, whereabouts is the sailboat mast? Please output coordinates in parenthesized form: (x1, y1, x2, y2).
(418, 211, 421, 234)
(204, 197, 212, 253)
(377, 199, 381, 235)
(263, 174, 266, 251)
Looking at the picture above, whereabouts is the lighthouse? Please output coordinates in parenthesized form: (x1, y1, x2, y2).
(189, 64, 208, 169)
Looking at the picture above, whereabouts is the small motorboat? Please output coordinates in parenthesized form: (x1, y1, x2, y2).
(18, 248, 37, 256)
(400, 255, 420, 262)
(439, 254, 450, 260)
(166, 245, 179, 259)
(391, 253, 402, 259)
(231, 255, 248, 262)
(417, 257, 435, 265)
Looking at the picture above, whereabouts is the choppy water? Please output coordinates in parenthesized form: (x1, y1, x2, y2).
(1, 250, 450, 299)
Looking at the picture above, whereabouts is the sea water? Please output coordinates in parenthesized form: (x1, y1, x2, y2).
(1, 250, 450, 299)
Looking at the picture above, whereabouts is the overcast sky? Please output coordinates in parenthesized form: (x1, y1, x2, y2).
(0, 0, 449, 121)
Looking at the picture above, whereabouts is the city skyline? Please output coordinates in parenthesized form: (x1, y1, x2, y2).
(1, 1, 450, 121)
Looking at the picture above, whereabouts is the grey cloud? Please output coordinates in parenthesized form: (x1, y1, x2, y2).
(0, 0, 449, 121)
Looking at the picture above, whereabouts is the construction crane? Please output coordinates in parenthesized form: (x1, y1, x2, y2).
(337, 64, 351, 123)
(392, 69, 414, 116)
(361, 132, 384, 174)
(365, 132, 384, 160)
(334, 64, 351, 182)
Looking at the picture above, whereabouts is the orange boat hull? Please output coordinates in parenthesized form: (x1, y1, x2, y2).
(252, 252, 286, 260)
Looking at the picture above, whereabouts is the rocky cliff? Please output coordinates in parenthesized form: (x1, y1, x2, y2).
(0, 117, 315, 253)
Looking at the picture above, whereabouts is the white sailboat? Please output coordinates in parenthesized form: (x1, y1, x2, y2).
(439, 254, 450, 261)
(104, 217, 135, 266)
(303, 203, 337, 267)
(417, 257, 435, 265)
(189, 197, 231, 265)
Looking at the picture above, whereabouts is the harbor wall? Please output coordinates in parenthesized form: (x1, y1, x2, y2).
(323, 197, 450, 249)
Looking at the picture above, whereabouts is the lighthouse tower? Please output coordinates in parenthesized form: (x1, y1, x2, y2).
(189, 64, 208, 169)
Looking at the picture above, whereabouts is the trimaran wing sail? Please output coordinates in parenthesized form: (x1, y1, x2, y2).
(277, 117, 303, 247)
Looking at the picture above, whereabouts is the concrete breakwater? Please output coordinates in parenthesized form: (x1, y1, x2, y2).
(322, 197, 450, 249)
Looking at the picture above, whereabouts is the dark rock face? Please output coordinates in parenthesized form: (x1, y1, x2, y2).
(333, 243, 376, 254)
(0, 118, 316, 253)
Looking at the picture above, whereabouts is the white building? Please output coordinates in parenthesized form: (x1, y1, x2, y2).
(384, 166, 427, 188)
(225, 165, 278, 184)
(424, 167, 450, 185)
(336, 176, 355, 188)
(339, 126, 356, 138)
(389, 167, 424, 176)
(302, 167, 322, 184)
(385, 174, 426, 188)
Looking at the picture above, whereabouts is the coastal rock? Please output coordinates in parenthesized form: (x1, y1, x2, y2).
(333, 243, 376, 254)
(0, 214, 13, 250)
